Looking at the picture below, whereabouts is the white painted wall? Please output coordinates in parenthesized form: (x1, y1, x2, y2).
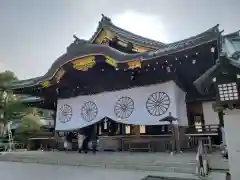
(202, 102, 219, 125)
(223, 109, 240, 180)
(173, 83, 188, 126)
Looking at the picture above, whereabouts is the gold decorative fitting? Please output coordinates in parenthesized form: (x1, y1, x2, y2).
(72, 56, 96, 71)
(133, 45, 152, 52)
(101, 37, 110, 44)
(105, 56, 118, 67)
(54, 68, 65, 83)
(96, 29, 113, 44)
(128, 60, 142, 69)
(41, 81, 50, 88)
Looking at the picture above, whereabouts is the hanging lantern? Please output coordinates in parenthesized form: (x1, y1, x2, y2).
(211, 47, 215, 53)
(214, 57, 240, 107)
(166, 66, 171, 72)
(217, 82, 239, 102)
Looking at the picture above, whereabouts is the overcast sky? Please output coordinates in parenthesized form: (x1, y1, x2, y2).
(0, 0, 239, 80)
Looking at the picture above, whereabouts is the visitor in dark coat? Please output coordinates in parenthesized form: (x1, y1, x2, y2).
(82, 135, 90, 153)
(91, 132, 98, 155)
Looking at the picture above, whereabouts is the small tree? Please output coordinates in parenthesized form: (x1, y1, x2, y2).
(14, 113, 43, 143)
(0, 70, 18, 86)
(0, 70, 21, 125)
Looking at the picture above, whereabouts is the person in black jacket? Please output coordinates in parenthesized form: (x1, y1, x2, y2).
(91, 132, 97, 155)
(82, 135, 89, 153)
(226, 172, 231, 180)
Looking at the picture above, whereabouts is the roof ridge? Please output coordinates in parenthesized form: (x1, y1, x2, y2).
(107, 19, 165, 45)
(224, 30, 240, 37)
(165, 24, 219, 47)
(148, 24, 220, 56)
(89, 14, 165, 47)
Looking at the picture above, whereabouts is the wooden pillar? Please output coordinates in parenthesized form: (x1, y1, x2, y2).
(222, 109, 240, 180)
(174, 124, 181, 153)
(170, 121, 175, 152)
(218, 111, 224, 127)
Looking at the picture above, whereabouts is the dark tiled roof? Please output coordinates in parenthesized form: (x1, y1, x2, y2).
(193, 61, 220, 94)
(194, 31, 240, 94)
(6, 23, 220, 90)
(224, 30, 240, 38)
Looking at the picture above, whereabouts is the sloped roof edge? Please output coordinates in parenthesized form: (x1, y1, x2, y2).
(6, 24, 220, 90)
(194, 57, 240, 95)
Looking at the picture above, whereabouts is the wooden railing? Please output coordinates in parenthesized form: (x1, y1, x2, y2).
(97, 124, 220, 152)
(34, 124, 220, 152)
(185, 124, 219, 135)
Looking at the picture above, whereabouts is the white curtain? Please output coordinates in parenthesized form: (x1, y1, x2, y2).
(55, 81, 187, 131)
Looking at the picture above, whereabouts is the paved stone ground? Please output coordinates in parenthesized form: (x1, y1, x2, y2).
(0, 161, 225, 180)
(208, 153, 229, 170)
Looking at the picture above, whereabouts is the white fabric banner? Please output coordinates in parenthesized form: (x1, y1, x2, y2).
(55, 81, 187, 131)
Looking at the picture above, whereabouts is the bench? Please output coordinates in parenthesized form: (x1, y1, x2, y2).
(124, 139, 152, 152)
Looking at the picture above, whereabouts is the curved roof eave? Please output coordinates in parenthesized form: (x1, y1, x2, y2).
(194, 31, 240, 94)
(89, 14, 165, 48)
(224, 30, 240, 38)
(7, 24, 220, 90)
(19, 95, 44, 103)
(193, 61, 220, 94)
(194, 57, 240, 95)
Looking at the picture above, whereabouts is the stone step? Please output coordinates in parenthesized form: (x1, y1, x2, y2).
(0, 155, 196, 174)
(2, 154, 196, 167)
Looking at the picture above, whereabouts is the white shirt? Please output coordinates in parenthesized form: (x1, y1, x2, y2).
(77, 134, 85, 148)
(64, 140, 68, 149)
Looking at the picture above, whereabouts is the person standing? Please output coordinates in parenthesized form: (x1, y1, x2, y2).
(91, 132, 97, 155)
(226, 172, 231, 180)
(196, 141, 204, 176)
(82, 135, 89, 153)
(77, 132, 85, 153)
(63, 135, 68, 151)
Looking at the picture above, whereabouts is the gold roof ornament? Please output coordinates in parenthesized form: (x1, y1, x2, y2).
(72, 56, 96, 71)
(105, 56, 118, 67)
(128, 60, 142, 69)
(41, 81, 50, 88)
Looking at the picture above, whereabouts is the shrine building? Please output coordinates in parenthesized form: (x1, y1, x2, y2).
(3, 15, 240, 152)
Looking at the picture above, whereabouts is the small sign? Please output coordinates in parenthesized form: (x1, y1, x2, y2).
(72, 56, 96, 71)
(105, 56, 118, 67)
